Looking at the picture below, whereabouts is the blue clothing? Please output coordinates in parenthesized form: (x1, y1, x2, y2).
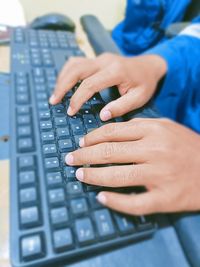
(145, 17, 200, 133)
(112, 0, 191, 55)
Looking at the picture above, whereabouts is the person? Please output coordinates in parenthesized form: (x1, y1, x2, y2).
(49, 18, 200, 216)
(112, 0, 191, 55)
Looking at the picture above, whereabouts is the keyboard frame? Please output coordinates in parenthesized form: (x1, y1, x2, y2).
(10, 27, 157, 267)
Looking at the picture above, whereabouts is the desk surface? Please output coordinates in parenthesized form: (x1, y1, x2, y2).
(0, 23, 191, 267)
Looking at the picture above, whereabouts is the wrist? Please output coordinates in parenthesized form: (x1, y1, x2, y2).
(143, 55, 167, 81)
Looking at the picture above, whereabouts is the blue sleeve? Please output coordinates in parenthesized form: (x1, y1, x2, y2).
(144, 17, 200, 131)
(145, 17, 200, 97)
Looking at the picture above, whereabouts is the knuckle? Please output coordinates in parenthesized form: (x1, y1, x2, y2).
(102, 143, 116, 161)
(111, 60, 122, 73)
(150, 120, 164, 132)
(112, 168, 127, 187)
(102, 123, 118, 139)
(127, 166, 141, 183)
(130, 199, 145, 215)
(81, 79, 95, 91)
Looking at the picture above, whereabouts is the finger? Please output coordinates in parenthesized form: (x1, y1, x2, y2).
(81, 119, 150, 147)
(49, 58, 99, 105)
(65, 141, 146, 166)
(58, 57, 86, 81)
(100, 87, 147, 121)
(96, 190, 163, 215)
(67, 67, 121, 115)
(75, 164, 154, 187)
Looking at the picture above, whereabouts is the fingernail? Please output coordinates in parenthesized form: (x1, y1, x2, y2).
(67, 106, 73, 116)
(49, 94, 56, 104)
(100, 109, 112, 121)
(79, 137, 85, 147)
(76, 168, 84, 181)
(97, 192, 107, 204)
(65, 153, 74, 165)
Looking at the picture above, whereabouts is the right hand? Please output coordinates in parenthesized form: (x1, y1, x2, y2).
(49, 53, 167, 121)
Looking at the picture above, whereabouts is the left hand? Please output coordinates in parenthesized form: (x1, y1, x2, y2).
(65, 118, 200, 215)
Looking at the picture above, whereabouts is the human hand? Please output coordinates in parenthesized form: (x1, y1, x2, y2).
(49, 53, 167, 121)
(65, 119, 200, 215)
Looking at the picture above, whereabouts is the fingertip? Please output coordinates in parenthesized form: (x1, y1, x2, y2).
(79, 137, 85, 147)
(100, 109, 112, 121)
(96, 192, 107, 205)
(67, 106, 74, 116)
(49, 94, 58, 105)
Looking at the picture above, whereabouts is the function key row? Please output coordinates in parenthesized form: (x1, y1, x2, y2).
(27, 29, 78, 49)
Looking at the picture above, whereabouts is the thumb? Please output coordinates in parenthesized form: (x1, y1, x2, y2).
(100, 87, 146, 121)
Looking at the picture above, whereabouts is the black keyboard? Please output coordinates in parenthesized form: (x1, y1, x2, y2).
(10, 27, 156, 267)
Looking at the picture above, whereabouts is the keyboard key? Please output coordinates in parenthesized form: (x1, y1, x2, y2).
(136, 216, 153, 231)
(38, 101, 49, 110)
(20, 206, 40, 227)
(70, 198, 88, 215)
(34, 77, 46, 85)
(88, 192, 102, 209)
(73, 135, 83, 148)
(16, 85, 28, 93)
(43, 144, 57, 157)
(16, 94, 29, 105)
(66, 182, 83, 195)
(58, 139, 73, 152)
(17, 115, 31, 125)
(35, 84, 46, 92)
(83, 114, 97, 128)
(75, 217, 95, 244)
(45, 157, 59, 170)
(114, 213, 135, 234)
(39, 111, 50, 120)
(40, 121, 52, 131)
(47, 172, 62, 186)
(21, 234, 44, 260)
(16, 76, 27, 85)
(53, 228, 73, 252)
(17, 106, 30, 115)
(51, 207, 69, 226)
(18, 155, 35, 170)
(94, 209, 116, 238)
(33, 67, 44, 77)
(19, 171, 36, 185)
(64, 166, 77, 181)
(56, 128, 70, 139)
(18, 138, 34, 152)
(20, 187, 37, 205)
(71, 123, 85, 135)
(48, 188, 65, 205)
(41, 131, 55, 143)
(54, 117, 67, 127)
(18, 126, 31, 137)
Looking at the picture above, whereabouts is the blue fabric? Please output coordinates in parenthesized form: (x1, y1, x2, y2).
(145, 16, 200, 133)
(112, 0, 191, 55)
(170, 213, 200, 267)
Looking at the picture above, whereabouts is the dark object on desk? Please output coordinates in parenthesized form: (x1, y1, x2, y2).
(30, 13, 75, 32)
(0, 25, 11, 44)
(10, 26, 157, 267)
(81, 15, 120, 56)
